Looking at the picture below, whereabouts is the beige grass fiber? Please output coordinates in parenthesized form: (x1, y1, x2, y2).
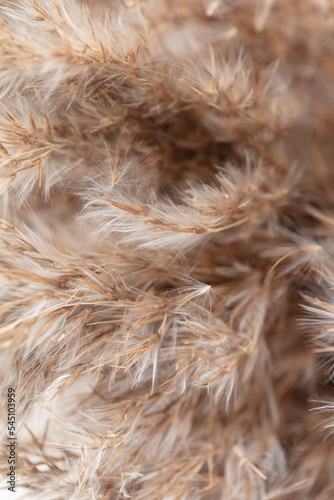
(1, 1, 334, 499)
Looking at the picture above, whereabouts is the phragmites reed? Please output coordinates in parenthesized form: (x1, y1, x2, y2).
(1, 0, 334, 498)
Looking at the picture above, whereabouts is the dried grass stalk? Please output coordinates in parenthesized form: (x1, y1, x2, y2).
(1, 0, 334, 498)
